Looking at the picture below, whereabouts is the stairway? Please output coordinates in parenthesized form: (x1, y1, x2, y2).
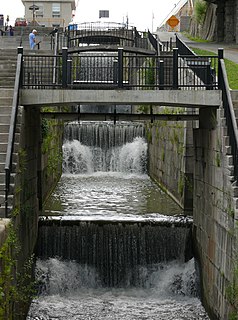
(0, 49, 18, 217)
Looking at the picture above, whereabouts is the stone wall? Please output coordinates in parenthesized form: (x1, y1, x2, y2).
(147, 107, 195, 212)
(0, 106, 64, 318)
(147, 102, 238, 318)
(190, 0, 238, 44)
(39, 116, 64, 209)
(193, 107, 238, 319)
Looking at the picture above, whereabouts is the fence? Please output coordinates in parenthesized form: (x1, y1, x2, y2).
(21, 47, 219, 90)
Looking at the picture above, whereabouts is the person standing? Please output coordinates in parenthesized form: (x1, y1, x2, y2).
(29, 29, 37, 49)
(9, 26, 14, 36)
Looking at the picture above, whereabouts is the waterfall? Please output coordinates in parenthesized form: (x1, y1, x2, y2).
(37, 218, 193, 287)
(62, 122, 147, 174)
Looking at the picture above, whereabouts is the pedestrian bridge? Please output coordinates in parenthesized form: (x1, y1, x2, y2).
(19, 28, 222, 113)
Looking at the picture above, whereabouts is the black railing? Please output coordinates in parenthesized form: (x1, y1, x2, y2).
(5, 47, 23, 217)
(175, 34, 217, 88)
(67, 22, 149, 51)
(21, 48, 219, 90)
(219, 56, 238, 184)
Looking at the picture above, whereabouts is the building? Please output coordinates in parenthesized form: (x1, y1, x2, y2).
(21, 0, 76, 28)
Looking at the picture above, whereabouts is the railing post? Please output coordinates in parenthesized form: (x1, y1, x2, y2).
(67, 59, 72, 85)
(218, 48, 224, 90)
(118, 47, 123, 88)
(62, 47, 68, 88)
(17, 47, 23, 87)
(173, 48, 178, 89)
(206, 62, 212, 90)
(159, 60, 164, 90)
(113, 59, 118, 85)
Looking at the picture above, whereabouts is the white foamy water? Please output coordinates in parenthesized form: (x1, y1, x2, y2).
(29, 123, 209, 319)
(27, 258, 209, 320)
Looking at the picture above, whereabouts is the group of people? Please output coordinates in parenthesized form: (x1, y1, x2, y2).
(0, 25, 14, 36)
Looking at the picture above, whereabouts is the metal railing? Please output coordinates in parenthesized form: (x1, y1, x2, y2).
(66, 22, 149, 51)
(175, 32, 238, 183)
(219, 55, 238, 184)
(21, 47, 219, 90)
(5, 47, 23, 217)
(175, 34, 218, 88)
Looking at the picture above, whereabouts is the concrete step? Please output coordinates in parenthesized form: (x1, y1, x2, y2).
(0, 124, 10, 133)
(0, 153, 18, 163)
(0, 207, 13, 218)
(0, 133, 19, 143)
(0, 88, 14, 97)
(0, 81, 15, 86)
(0, 107, 11, 115)
(0, 115, 11, 123)
(0, 173, 15, 184)
(0, 162, 16, 172)
(0, 143, 7, 153)
(0, 124, 21, 133)
(0, 102, 13, 109)
(0, 63, 17, 70)
(0, 70, 16, 76)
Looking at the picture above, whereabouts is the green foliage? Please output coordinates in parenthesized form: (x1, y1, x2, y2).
(145, 59, 155, 88)
(194, 0, 207, 24)
(0, 224, 36, 318)
(178, 173, 184, 196)
(18, 148, 27, 173)
(137, 105, 150, 114)
(191, 47, 238, 90)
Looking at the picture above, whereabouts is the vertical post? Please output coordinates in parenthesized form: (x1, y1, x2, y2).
(173, 48, 178, 89)
(118, 47, 123, 88)
(218, 48, 224, 90)
(67, 59, 72, 85)
(17, 46, 23, 87)
(113, 59, 118, 85)
(170, 37, 173, 51)
(62, 47, 68, 88)
(159, 60, 164, 90)
(206, 62, 212, 90)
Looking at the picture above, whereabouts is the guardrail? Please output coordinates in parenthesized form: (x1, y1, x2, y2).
(5, 47, 23, 217)
(66, 22, 150, 51)
(21, 47, 219, 90)
(219, 54, 238, 185)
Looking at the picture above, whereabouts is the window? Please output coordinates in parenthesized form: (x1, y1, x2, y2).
(52, 3, 60, 18)
(36, 4, 44, 18)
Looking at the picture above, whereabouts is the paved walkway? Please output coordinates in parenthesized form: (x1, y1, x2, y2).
(158, 32, 238, 64)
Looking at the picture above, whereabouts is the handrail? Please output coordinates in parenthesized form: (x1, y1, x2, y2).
(219, 59, 238, 184)
(148, 30, 158, 53)
(4, 48, 23, 217)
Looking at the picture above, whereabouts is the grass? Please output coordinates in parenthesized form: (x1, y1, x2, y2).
(191, 47, 238, 90)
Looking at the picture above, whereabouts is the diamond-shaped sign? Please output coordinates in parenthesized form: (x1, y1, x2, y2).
(167, 15, 180, 28)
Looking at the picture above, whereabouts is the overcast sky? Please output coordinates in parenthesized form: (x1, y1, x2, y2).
(1, 0, 187, 31)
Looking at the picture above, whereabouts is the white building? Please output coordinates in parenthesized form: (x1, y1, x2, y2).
(21, 0, 76, 28)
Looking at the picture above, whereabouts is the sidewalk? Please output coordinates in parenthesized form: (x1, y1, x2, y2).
(158, 31, 238, 64)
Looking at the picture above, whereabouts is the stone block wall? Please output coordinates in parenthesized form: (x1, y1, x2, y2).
(0, 106, 64, 318)
(193, 107, 238, 319)
(147, 107, 195, 211)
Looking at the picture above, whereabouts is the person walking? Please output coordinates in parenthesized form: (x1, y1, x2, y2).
(29, 29, 37, 49)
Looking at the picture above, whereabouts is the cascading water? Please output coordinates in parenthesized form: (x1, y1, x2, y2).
(27, 121, 209, 319)
(62, 122, 147, 173)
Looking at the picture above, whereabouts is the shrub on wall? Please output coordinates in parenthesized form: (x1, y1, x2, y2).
(194, 0, 208, 24)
